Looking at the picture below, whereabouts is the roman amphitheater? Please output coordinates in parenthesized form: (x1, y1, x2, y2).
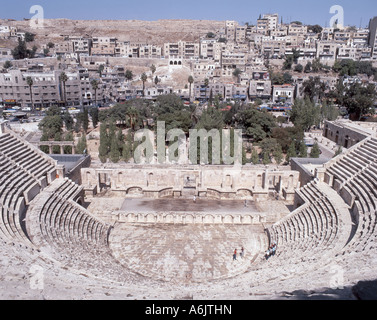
(1, 119, 377, 300)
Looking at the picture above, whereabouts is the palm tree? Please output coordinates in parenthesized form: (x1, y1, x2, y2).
(141, 72, 148, 97)
(91, 79, 99, 106)
(126, 106, 139, 131)
(59, 72, 68, 106)
(26, 77, 34, 111)
(188, 75, 194, 102)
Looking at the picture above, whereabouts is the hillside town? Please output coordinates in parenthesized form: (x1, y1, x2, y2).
(0, 14, 377, 114)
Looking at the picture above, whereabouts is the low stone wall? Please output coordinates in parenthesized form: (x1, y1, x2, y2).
(113, 212, 266, 225)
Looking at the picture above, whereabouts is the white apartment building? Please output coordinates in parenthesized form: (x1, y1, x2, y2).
(163, 41, 200, 59)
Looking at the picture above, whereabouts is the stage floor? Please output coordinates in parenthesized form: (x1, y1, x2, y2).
(120, 198, 259, 215)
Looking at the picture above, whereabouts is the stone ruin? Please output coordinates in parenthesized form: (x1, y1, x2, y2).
(1, 121, 377, 299)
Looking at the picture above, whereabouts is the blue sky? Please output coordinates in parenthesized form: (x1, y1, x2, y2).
(1, 0, 376, 27)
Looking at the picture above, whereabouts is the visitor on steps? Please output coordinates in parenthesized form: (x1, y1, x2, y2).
(240, 246, 244, 258)
(233, 249, 237, 261)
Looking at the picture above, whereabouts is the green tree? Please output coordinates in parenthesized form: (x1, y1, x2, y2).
(242, 144, 248, 165)
(283, 55, 293, 70)
(76, 134, 87, 154)
(289, 98, 321, 131)
(53, 132, 62, 154)
(308, 24, 323, 33)
(299, 141, 308, 158)
(304, 62, 312, 73)
(262, 151, 271, 165)
(64, 131, 74, 154)
(125, 106, 139, 131)
(150, 64, 156, 79)
(274, 144, 283, 165)
(237, 108, 277, 142)
(251, 148, 259, 165)
(38, 113, 63, 139)
(232, 68, 242, 82)
(300, 76, 327, 102)
(25, 32, 35, 42)
(342, 83, 376, 120)
(122, 132, 133, 162)
(90, 107, 99, 128)
(62, 110, 73, 131)
(310, 142, 321, 158)
(82, 107, 89, 132)
(155, 94, 192, 133)
(294, 64, 303, 73)
(99, 123, 110, 163)
(286, 141, 297, 164)
(98, 64, 104, 77)
(12, 39, 36, 60)
(260, 138, 280, 164)
(109, 134, 121, 163)
(3, 60, 12, 69)
(320, 101, 339, 123)
(125, 69, 133, 82)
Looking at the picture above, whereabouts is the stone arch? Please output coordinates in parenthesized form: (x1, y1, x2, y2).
(242, 215, 253, 224)
(185, 214, 194, 224)
(224, 215, 233, 224)
(146, 213, 156, 223)
(159, 188, 173, 198)
(165, 214, 174, 223)
(126, 187, 143, 195)
(203, 215, 214, 224)
(126, 213, 136, 222)
(236, 189, 253, 198)
(207, 188, 221, 199)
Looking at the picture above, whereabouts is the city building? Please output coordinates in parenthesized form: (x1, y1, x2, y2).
(272, 84, 295, 103)
(249, 71, 272, 100)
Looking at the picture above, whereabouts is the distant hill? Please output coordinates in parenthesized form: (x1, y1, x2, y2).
(1, 18, 225, 44)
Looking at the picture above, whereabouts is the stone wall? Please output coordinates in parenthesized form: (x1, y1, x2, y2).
(323, 120, 373, 149)
(81, 164, 300, 201)
(115, 212, 265, 225)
